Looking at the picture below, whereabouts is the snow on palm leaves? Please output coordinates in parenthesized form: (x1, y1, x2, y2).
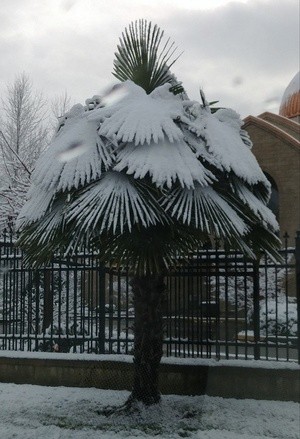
(17, 21, 279, 272)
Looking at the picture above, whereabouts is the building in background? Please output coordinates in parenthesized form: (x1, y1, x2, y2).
(243, 71, 300, 243)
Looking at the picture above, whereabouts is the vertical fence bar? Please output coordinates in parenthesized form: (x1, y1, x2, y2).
(34, 271, 40, 351)
(274, 255, 279, 361)
(234, 253, 238, 359)
(90, 247, 98, 352)
(224, 250, 229, 359)
(187, 262, 192, 357)
(57, 258, 62, 351)
(2, 232, 8, 350)
(295, 231, 300, 365)
(12, 242, 17, 350)
(215, 244, 221, 360)
(196, 253, 201, 357)
(263, 253, 269, 361)
(125, 268, 130, 354)
(283, 233, 290, 361)
(177, 270, 181, 357)
(73, 258, 78, 353)
(200, 250, 205, 358)
(253, 259, 261, 360)
(97, 264, 106, 354)
(117, 269, 121, 354)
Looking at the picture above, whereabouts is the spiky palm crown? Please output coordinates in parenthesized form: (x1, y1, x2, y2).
(113, 19, 182, 95)
(17, 20, 280, 274)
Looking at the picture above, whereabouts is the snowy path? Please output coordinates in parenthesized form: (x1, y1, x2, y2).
(0, 383, 299, 439)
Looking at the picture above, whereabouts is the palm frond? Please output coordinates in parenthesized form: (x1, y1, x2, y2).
(245, 224, 282, 262)
(114, 138, 214, 189)
(17, 198, 68, 267)
(97, 82, 184, 146)
(161, 185, 247, 238)
(231, 179, 278, 232)
(16, 186, 55, 228)
(93, 223, 208, 275)
(113, 19, 182, 94)
(66, 172, 167, 236)
(33, 114, 113, 193)
(186, 108, 269, 187)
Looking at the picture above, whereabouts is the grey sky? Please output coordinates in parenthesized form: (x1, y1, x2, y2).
(0, 0, 299, 118)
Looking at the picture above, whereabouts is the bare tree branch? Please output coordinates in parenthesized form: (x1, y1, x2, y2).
(0, 73, 51, 232)
(0, 130, 32, 176)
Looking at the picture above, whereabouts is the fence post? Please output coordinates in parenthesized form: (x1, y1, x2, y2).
(295, 231, 300, 365)
(42, 269, 53, 332)
(97, 264, 106, 354)
(253, 259, 261, 360)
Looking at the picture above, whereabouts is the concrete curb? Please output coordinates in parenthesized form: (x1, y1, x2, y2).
(0, 356, 299, 402)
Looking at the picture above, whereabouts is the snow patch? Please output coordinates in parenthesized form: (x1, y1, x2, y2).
(0, 383, 298, 439)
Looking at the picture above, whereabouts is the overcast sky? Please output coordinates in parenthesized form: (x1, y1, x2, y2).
(0, 0, 299, 119)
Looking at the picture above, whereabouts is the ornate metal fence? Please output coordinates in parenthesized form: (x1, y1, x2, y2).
(0, 231, 299, 363)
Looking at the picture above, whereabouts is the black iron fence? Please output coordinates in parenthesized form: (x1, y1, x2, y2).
(0, 231, 299, 363)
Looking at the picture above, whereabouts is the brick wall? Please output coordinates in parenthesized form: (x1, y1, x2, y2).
(246, 124, 300, 242)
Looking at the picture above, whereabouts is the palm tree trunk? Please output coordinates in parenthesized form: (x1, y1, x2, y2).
(128, 274, 166, 406)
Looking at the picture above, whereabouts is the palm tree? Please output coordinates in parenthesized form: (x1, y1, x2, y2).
(17, 19, 280, 408)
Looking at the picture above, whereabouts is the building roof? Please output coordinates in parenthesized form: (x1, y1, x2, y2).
(279, 71, 300, 119)
(243, 112, 300, 152)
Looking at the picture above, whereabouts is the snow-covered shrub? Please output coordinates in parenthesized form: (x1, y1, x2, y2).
(259, 297, 297, 337)
(212, 253, 297, 336)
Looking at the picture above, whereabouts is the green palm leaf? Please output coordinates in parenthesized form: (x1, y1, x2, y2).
(113, 19, 182, 94)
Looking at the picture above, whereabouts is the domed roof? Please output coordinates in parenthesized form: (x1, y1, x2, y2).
(279, 71, 300, 119)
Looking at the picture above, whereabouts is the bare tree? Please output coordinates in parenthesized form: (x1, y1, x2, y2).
(51, 90, 73, 131)
(0, 73, 49, 232)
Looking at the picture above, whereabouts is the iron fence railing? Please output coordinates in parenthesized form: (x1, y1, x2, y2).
(0, 231, 299, 363)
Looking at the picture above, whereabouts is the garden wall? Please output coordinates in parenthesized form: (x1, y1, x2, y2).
(0, 353, 299, 402)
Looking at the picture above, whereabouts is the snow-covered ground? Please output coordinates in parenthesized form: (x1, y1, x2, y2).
(0, 383, 298, 439)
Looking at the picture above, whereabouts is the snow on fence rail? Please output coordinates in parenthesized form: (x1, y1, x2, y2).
(0, 231, 299, 363)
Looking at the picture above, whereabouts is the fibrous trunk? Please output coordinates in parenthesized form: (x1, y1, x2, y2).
(128, 274, 166, 406)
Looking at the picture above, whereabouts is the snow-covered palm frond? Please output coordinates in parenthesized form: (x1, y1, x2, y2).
(29, 208, 64, 246)
(113, 19, 181, 94)
(187, 108, 269, 186)
(94, 82, 184, 146)
(114, 138, 215, 189)
(16, 185, 55, 228)
(233, 181, 278, 231)
(214, 108, 243, 131)
(33, 111, 113, 192)
(183, 129, 223, 170)
(161, 185, 247, 238)
(67, 172, 166, 235)
(19, 198, 66, 257)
